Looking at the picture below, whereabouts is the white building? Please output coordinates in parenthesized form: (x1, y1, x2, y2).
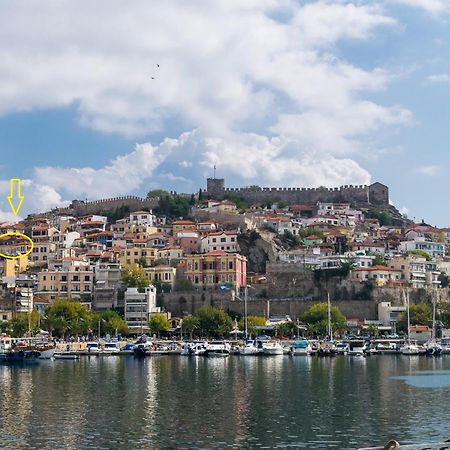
(399, 238, 446, 259)
(201, 231, 240, 253)
(378, 301, 406, 327)
(129, 210, 156, 227)
(124, 286, 159, 330)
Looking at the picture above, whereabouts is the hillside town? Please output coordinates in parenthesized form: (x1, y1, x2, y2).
(0, 177, 449, 340)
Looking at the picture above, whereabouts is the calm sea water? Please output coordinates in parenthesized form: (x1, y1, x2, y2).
(1, 355, 450, 449)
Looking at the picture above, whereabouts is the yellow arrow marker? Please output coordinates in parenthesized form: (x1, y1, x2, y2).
(7, 178, 24, 216)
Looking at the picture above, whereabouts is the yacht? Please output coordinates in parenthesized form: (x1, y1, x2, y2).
(0, 337, 41, 364)
(103, 342, 120, 354)
(181, 342, 208, 356)
(86, 341, 101, 354)
(262, 341, 284, 355)
(239, 339, 260, 356)
(204, 342, 231, 357)
(400, 290, 420, 356)
(291, 339, 311, 355)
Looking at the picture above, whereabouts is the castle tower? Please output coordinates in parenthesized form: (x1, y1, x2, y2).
(206, 178, 225, 199)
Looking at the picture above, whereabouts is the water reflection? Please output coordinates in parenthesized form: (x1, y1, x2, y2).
(1, 356, 450, 448)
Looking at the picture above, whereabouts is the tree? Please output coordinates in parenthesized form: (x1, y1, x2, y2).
(407, 250, 431, 261)
(399, 303, 432, 330)
(174, 279, 194, 292)
(182, 315, 200, 340)
(365, 324, 379, 338)
(276, 321, 296, 337)
(372, 254, 387, 266)
(9, 310, 42, 337)
(44, 298, 93, 337)
(101, 309, 128, 335)
(121, 264, 149, 291)
(438, 302, 450, 328)
(439, 272, 450, 288)
(302, 302, 347, 337)
(195, 306, 233, 337)
(238, 315, 266, 337)
(148, 313, 171, 337)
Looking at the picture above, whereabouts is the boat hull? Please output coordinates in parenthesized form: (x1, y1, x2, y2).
(0, 350, 41, 364)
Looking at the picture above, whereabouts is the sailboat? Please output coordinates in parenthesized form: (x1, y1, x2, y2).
(425, 288, 442, 356)
(318, 293, 337, 356)
(400, 290, 420, 355)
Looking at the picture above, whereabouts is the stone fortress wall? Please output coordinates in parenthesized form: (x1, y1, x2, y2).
(52, 196, 159, 216)
(206, 178, 389, 206)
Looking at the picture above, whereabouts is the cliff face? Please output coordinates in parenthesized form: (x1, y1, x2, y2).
(237, 230, 281, 273)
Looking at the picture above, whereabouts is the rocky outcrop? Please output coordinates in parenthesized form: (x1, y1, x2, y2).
(237, 230, 282, 273)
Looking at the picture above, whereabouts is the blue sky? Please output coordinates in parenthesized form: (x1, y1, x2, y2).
(0, 0, 449, 225)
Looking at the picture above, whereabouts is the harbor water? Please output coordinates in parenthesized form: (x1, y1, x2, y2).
(1, 355, 450, 449)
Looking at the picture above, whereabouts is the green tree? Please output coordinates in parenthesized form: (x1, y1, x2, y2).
(44, 298, 93, 337)
(238, 315, 267, 336)
(372, 254, 387, 266)
(276, 321, 296, 337)
(438, 272, 450, 288)
(182, 315, 200, 340)
(408, 250, 431, 261)
(302, 302, 347, 337)
(438, 302, 450, 328)
(195, 306, 233, 337)
(174, 279, 194, 291)
(101, 309, 128, 335)
(148, 313, 171, 337)
(121, 264, 149, 291)
(399, 303, 432, 330)
(365, 324, 379, 338)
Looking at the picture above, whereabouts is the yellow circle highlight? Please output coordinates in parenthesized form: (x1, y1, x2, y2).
(0, 232, 34, 260)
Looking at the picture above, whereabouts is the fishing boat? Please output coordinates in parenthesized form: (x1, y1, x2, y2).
(291, 339, 311, 355)
(0, 336, 40, 364)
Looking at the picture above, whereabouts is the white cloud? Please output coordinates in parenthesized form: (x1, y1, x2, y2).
(389, 0, 449, 14)
(427, 74, 450, 83)
(414, 165, 441, 176)
(23, 130, 370, 214)
(0, 1, 413, 210)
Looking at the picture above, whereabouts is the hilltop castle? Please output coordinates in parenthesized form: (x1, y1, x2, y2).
(206, 178, 389, 206)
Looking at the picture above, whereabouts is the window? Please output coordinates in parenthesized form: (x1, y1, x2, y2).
(220, 238, 226, 242)
(84, 275, 90, 282)
(229, 261, 233, 270)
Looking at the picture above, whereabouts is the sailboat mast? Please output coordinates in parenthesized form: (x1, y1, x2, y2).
(432, 289, 436, 341)
(327, 292, 332, 341)
(406, 290, 411, 343)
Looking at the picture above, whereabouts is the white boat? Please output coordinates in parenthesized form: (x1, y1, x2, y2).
(204, 342, 230, 357)
(400, 343, 420, 355)
(239, 339, 260, 356)
(335, 342, 350, 354)
(401, 290, 420, 356)
(181, 342, 208, 356)
(38, 347, 56, 359)
(291, 339, 311, 355)
(86, 341, 101, 354)
(102, 342, 120, 354)
(262, 341, 284, 355)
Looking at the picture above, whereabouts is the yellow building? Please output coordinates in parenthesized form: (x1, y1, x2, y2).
(184, 251, 247, 289)
(36, 263, 94, 302)
(1, 257, 29, 277)
(145, 265, 177, 289)
(172, 220, 196, 235)
(120, 247, 157, 267)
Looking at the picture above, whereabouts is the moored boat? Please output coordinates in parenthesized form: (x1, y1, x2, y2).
(204, 342, 231, 357)
(239, 339, 260, 356)
(262, 341, 284, 355)
(291, 339, 311, 356)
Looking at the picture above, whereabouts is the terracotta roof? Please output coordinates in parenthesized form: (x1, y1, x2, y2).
(353, 265, 401, 272)
(172, 220, 196, 225)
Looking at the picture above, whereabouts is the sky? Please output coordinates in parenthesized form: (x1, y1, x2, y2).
(0, 0, 449, 225)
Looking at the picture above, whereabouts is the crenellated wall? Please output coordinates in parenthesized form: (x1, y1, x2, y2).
(52, 196, 159, 216)
(206, 178, 388, 206)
